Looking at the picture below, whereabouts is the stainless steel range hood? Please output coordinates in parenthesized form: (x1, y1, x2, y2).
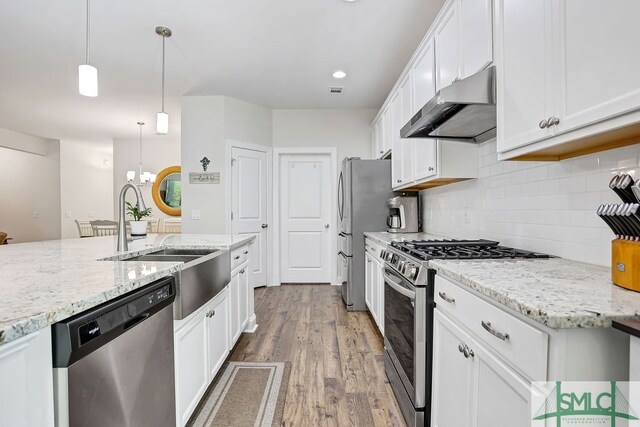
(400, 66, 496, 143)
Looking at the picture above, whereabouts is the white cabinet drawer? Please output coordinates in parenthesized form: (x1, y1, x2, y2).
(364, 239, 383, 261)
(435, 275, 548, 381)
(230, 245, 249, 270)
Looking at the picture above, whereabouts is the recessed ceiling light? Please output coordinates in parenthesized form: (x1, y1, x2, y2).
(332, 70, 347, 79)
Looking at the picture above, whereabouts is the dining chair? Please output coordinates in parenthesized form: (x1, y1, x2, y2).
(90, 220, 119, 237)
(162, 217, 182, 233)
(146, 218, 160, 233)
(75, 220, 94, 238)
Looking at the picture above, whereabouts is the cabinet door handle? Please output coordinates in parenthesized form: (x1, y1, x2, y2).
(243, 251, 249, 255)
(548, 116, 560, 126)
(538, 119, 549, 129)
(396, 179, 402, 183)
(234, 255, 240, 260)
(261, 224, 268, 229)
(240, 269, 245, 274)
(481, 321, 510, 341)
(458, 343, 465, 353)
(438, 291, 455, 304)
(428, 166, 434, 171)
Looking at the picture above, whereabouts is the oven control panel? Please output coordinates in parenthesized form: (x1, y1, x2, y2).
(381, 249, 422, 282)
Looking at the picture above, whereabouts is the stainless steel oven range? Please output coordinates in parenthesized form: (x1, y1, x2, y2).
(381, 239, 550, 426)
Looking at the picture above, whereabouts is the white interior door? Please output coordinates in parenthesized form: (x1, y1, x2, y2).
(279, 153, 332, 283)
(231, 146, 268, 287)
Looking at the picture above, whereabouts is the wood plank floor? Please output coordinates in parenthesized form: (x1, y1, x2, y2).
(230, 284, 406, 427)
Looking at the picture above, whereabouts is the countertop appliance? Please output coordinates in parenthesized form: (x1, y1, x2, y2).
(338, 157, 394, 311)
(387, 195, 419, 233)
(400, 66, 496, 143)
(52, 277, 176, 427)
(380, 239, 549, 426)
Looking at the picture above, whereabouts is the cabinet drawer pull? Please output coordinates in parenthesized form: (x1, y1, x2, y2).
(481, 321, 510, 341)
(234, 255, 240, 260)
(243, 251, 249, 255)
(240, 269, 245, 274)
(538, 118, 549, 129)
(438, 291, 455, 304)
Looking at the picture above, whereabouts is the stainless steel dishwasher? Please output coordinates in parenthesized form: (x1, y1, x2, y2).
(52, 276, 176, 427)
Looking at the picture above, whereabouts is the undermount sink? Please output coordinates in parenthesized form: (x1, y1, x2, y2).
(120, 247, 230, 320)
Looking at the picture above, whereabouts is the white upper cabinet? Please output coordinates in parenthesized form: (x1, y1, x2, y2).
(411, 39, 438, 182)
(411, 39, 436, 112)
(459, 0, 493, 78)
(554, 0, 640, 136)
(434, 3, 461, 92)
(497, 0, 640, 159)
(495, 0, 555, 153)
(399, 74, 415, 184)
(389, 93, 404, 186)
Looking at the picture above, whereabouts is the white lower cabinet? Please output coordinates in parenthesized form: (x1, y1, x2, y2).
(206, 292, 229, 381)
(0, 329, 54, 427)
(433, 310, 537, 427)
(365, 239, 385, 334)
(175, 289, 229, 427)
(229, 261, 250, 346)
(432, 275, 630, 427)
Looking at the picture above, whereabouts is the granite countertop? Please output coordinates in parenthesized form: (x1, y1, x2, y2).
(364, 231, 640, 329)
(430, 258, 640, 329)
(0, 233, 254, 346)
(364, 231, 445, 246)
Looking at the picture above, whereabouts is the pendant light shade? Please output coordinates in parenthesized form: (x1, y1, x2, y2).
(79, 0, 98, 97)
(156, 111, 169, 135)
(78, 64, 98, 97)
(155, 26, 172, 134)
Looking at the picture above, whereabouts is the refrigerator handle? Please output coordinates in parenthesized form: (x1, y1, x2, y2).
(338, 171, 344, 221)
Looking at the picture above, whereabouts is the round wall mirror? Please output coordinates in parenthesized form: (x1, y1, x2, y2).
(152, 166, 181, 216)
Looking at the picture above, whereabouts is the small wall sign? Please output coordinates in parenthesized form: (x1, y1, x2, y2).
(189, 172, 220, 184)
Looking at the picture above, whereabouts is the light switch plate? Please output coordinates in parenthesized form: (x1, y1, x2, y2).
(65, 211, 71, 218)
(191, 210, 201, 220)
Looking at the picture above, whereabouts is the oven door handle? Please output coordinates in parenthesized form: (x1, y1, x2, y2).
(383, 271, 415, 300)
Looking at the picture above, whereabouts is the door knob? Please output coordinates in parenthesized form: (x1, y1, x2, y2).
(261, 224, 268, 229)
(325, 224, 330, 229)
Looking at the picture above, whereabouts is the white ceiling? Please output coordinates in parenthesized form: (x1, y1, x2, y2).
(0, 0, 444, 141)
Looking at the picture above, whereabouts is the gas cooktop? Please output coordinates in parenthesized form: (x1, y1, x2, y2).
(389, 239, 551, 261)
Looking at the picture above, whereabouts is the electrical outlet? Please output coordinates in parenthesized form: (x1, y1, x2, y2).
(33, 211, 39, 218)
(191, 210, 201, 220)
(65, 211, 71, 218)
(464, 207, 471, 224)
(88, 211, 95, 219)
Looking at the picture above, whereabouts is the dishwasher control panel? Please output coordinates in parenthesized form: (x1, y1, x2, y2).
(52, 276, 176, 367)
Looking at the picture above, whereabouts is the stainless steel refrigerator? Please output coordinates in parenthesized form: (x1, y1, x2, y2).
(338, 157, 393, 311)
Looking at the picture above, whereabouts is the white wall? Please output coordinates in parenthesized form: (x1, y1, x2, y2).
(181, 96, 272, 233)
(60, 140, 114, 239)
(0, 132, 61, 243)
(272, 109, 376, 162)
(420, 140, 640, 266)
(112, 136, 181, 222)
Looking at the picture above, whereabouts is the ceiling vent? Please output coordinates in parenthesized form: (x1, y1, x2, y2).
(329, 86, 344, 94)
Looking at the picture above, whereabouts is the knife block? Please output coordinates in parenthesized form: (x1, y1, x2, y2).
(612, 239, 640, 292)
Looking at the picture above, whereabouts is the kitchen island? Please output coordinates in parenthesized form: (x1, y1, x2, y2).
(0, 233, 254, 345)
(0, 233, 255, 427)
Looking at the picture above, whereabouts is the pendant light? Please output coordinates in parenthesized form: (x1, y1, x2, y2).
(78, 0, 98, 97)
(155, 26, 172, 134)
(127, 122, 156, 186)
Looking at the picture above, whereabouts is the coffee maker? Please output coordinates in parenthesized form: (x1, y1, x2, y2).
(386, 195, 419, 233)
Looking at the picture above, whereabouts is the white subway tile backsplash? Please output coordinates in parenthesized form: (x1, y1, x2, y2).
(420, 141, 640, 266)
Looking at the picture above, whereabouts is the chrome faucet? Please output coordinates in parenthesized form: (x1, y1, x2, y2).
(117, 183, 147, 252)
